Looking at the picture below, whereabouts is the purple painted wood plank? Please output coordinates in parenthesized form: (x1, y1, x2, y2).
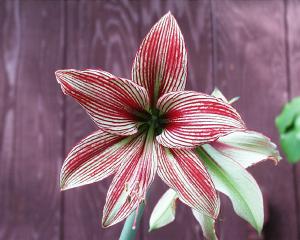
(212, 0, 298, 239)
(286, 0, 300, 239)
(62, 1, 140, 239)
(139, 1, 213, 240)
(0, 0, 64, 239)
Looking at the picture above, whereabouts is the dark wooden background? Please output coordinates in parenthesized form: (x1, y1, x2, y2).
(1, 0, 300, 239)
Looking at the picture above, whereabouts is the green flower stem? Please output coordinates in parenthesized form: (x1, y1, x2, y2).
(119, 201, 146, 240)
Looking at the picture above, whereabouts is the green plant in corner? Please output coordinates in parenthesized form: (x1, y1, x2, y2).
(276, 97, 300, 163)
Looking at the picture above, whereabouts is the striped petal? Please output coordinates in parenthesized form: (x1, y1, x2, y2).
(156, 91, 246, 148)
(211, 131, 281, 168)
(156, 145, 220, 218)
(56, 69, 150, 136)
(132, 12, 187, 106)
(60, 129, 135, 190)
(102, 129, 157, 227)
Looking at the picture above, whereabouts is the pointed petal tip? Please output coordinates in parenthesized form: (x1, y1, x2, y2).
(55, 69, 71, 95)
(55, 70, 63, 84)
(60, 177, 76, 191)
(162, 11, 176, 23)
(55, 69, 68, 82)
(60, 181, 68, 191)
(148, 226, 155, 232)
(101, 221, 109, 229)
(165, 11, 173, 17)
(55, 69, 63, 77)
(101, 216, 113, 228)
(55, 69, 76, 81)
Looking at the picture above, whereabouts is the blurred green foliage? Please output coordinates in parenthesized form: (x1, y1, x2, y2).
(276, 97, 300, 163)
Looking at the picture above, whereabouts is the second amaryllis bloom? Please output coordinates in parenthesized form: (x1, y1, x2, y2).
(55, 12, 275, 230)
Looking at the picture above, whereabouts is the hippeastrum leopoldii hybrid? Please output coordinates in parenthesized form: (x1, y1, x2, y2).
(55, 13, 264, 228)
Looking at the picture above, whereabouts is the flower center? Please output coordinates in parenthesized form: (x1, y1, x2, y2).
(137, 108, 167, 136)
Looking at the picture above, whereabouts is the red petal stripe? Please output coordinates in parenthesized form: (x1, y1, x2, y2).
(56, 69, 150, 136)
(60, 129, 136, 190)
(156, 145, 219, 218)
(102, 130, 157, 227)
(157, 91, 246, 148)
(132, 12, 187, 106)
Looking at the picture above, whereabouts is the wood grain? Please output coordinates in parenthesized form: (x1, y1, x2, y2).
(62, 1, 140, 239)
(138, 1, 213, 239)
(212, 0, 298, 239)
(0, 0, 64, 239)
(286, 0, 300, 239)
(1, 0, 299, 239)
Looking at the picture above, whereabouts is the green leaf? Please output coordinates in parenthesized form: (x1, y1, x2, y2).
(275, 97, 300, 134)
(149, 189, 178, 231)
(192, 209, 218, 240)
(196, 146, 264, 234)
(280, 129, 300, 163)
(276, 97, 300, 163)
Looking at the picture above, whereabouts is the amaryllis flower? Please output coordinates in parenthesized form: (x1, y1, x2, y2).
(56, 13, 247, 228)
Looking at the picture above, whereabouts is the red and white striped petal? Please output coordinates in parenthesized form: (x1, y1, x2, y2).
(132, 12, 187, 106)
(211, 131, 281, 168)
(102, 130, 157, 227)
(156, 91, 246, 148)
(60, 129, 142, 190)
(56, 69, 150, 136)
(156, 145, 220, 218)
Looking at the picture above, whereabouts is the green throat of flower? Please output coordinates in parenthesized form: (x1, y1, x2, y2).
(136, 108, 167, 136)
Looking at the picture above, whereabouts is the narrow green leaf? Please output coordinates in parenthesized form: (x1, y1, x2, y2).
(149, 189, 178, 231)
(192, 209, 218, 240)
(228, 96, 240, 105)
(196, 146, 264, 233)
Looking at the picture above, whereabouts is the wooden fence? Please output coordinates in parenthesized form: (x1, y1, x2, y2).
(1, 0, 300, 239)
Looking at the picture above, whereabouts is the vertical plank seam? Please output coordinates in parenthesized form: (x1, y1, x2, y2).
(59, 0, 68, 239)
(284, 0, 291, 97)
(209, 1, 224, 238)
(209, 0, 217, 89)
(284, 0, 300, 239)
